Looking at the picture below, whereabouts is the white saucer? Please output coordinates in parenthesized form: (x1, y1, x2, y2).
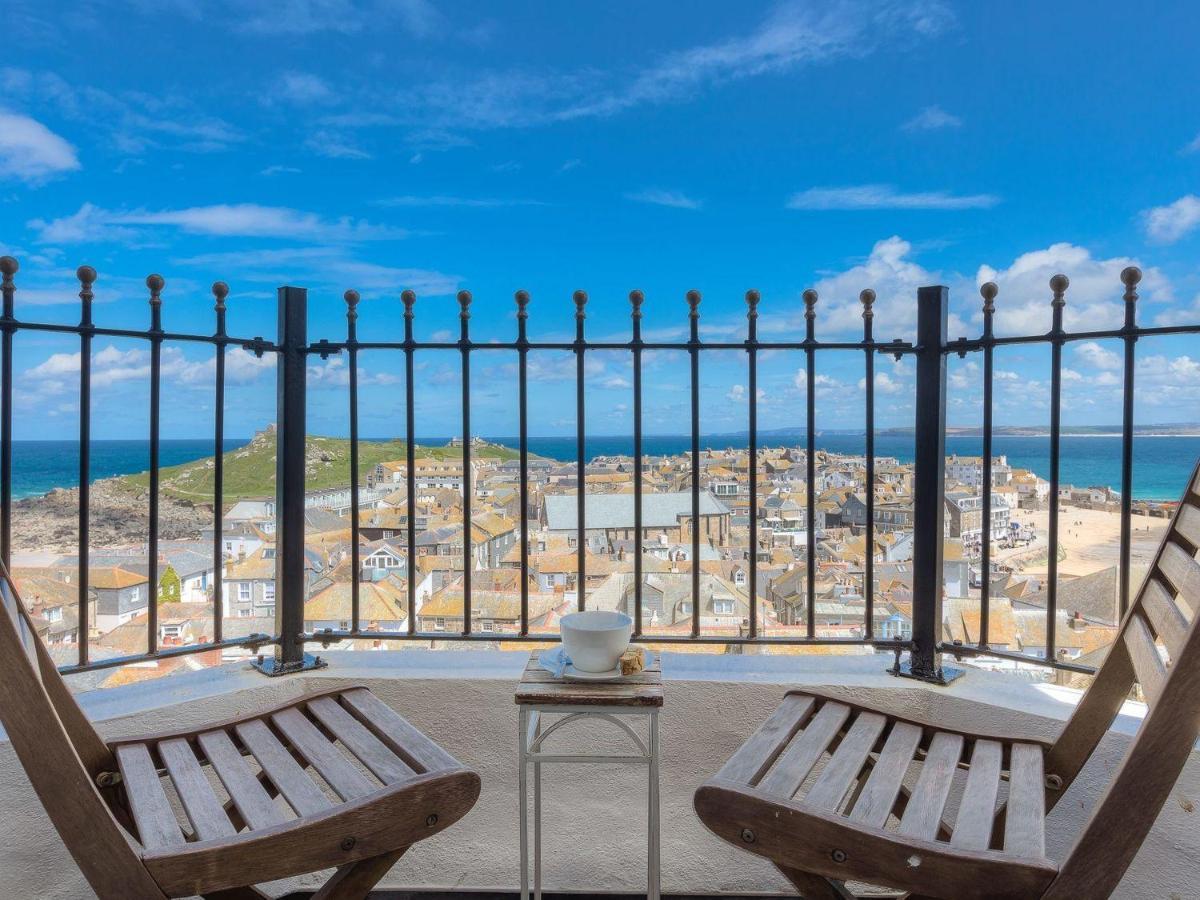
(561, 647, 645, 683)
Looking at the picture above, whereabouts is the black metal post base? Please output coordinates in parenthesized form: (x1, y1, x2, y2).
(888, 655, 965, 686)
(251, 652, 328, 677)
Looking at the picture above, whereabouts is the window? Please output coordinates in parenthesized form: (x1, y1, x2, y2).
(263, 548, 276, 559)
(713, 599, 734, 615)
(481, 621, 494, 632)
(433, 617, 446, 631)
(263, 583, 275, 604)
(238, 583, 251, 602)
(678, 601, 692, 616)
(237, 608, 253, 618)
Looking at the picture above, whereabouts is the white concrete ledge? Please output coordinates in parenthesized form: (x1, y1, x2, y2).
(0, 651, 1194, 898)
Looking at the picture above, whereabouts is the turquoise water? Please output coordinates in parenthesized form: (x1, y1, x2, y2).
(8, 434, 1199, 501)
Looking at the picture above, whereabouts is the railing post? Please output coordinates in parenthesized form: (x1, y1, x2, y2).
(899, 285, 961, 684)
(255, 285, 325, 675)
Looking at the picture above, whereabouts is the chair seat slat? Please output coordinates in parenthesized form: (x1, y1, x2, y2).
(1142, 578, 1189, 657)
(898, 732, 963, 841)
(198, 729, 285, 831)
(272, 707, 374, 801)
(716, 693, 815, 785)
(848, 721, 922, 828)
(307, 696, 416, 785)
(804, 711, 887, 811)
(158, 738, 235, 841)
(341, 688, 461, 773)
(1159, 542, 1200, 614)
(115, 744, 185, 851)
(757, 702, 850, 799)
(235, 719, 331, 817)
(1175, 502, 1200, 549)
(950, 739, 1003, 851)
(1004, 743, 1046, 858)
(1124, 612, 1167, 704)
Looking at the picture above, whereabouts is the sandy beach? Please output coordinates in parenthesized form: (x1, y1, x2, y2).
(996, 505, 1169, 578)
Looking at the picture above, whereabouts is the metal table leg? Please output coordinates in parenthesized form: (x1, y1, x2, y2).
(648, 710, 661, 900)
(519, 706, 529, 900)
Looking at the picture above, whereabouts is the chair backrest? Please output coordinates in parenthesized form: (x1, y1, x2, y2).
(0, 562, 165, 897)
(1043, 459, 1200, 898)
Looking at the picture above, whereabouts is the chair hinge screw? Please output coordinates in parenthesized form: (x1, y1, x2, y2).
(426, 813, 439, 827)
(831, 848, 848, 864)
(96, 771, 122, 788)
(340, 836, 356, 851)
(1045, 774, 1063, 791)
(740, 828, 756, 843)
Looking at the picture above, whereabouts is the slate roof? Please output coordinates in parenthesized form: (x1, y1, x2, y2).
(543, 491, 730, 532)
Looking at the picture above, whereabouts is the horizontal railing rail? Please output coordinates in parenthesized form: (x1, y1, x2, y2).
(0, 254, 1196, 681)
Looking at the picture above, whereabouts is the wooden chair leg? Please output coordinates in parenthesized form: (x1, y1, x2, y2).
(311, 847, 409, 900)
(777, 864, 857, 899)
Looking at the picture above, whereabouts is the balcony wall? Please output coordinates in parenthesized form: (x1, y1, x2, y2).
(1, 651, 1197, 898)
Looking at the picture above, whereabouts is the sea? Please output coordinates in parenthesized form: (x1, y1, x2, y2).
(7, 434, 1200, 502)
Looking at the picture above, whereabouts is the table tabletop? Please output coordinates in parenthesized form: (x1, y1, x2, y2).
(514, 649, 663, 707)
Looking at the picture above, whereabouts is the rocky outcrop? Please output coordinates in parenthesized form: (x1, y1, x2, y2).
(12, 477, 211, 553)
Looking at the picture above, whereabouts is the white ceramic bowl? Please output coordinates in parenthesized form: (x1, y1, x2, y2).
(559, 610, 633, 673)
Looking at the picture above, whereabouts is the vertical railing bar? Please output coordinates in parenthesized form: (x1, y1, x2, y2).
(861, 289, 876, 639)
(77, 266, 96, 667)
(402, 291, 417, 635)
(687, 290, 701, 640)
(274, 285, 308, 669)
(345, 290, 362, 633)
(911, 285, 949, 679)
(146, 274, 164, 656)
(1046, 274, 1069, 662)
(630, 291, 645, 636)
(458, 290, 473, 635)
(0, 257, 16, 572)
(211, 282, 228, 644)
(804, 290, 817, 640)
(516, 291, 531, 636)
(746, 290, 760, 639)
(573, 291, 587, 612)
(1118, 267, 1142, 618)
(979, 283, 997, 649)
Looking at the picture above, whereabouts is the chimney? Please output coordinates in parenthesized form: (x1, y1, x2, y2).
(1069, 610, 1086, 631)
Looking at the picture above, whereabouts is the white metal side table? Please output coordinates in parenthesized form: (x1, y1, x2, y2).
(514, 650, 663, 900)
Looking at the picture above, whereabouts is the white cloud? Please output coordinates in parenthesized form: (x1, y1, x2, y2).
(0, 111, 79, 184)
(857, 371, 905, 394)
(901, 104, 961, 131)
(377, 195, 544, 208)
(387, 1, 953, 134)
(304, 130, 371, 159)
(1074, 341, 1121, 371)
(1183, 132, 1200, 154)
(1142, 195, 1200, 244)
(234, 0, 443, 36)
(624, 189, 703, 211)
(269, 72, 335, 105)
(975, 243, 1169, 335)
(260, 164, 302, 176)
(172, 246, 460, 297)
(787, 184, 999, 211)
(726, 384, 745, 401)
(30, 202, 405, 244)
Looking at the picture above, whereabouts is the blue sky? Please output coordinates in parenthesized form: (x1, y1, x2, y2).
(2, 0, 1199, 443)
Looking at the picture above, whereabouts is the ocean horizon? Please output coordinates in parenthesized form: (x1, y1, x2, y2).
(6, 433, 1199, 502)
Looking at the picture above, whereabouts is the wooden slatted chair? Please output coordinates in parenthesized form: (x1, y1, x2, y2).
(695, 460, 1200, 899)
(0, 562, 480, 899)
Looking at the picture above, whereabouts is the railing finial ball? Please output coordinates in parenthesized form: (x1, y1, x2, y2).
(211, 281, 229, 302)
(146, 273, 165, 299)
(76, 265, 97, 286)
(745, 289, 760, 306)
(343, 289, 360, 307)
(1121, 266, 1142, 290)
(803, 288, 818, 318)
(0, 256, 17, 277)
(686, 289, 701, 314)
(573, 290, 588, 318)
(1049, 273, 1069, 294)
(859, 289, 875, 317)
(980, 281, 998, 313)
(457, 290, 472, 318)
(401, 289, 416, 308)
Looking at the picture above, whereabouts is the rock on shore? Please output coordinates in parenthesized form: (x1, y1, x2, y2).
(12, 477, 212, 553)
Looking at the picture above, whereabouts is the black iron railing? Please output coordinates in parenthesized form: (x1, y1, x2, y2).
(1, 254, 1197, 682)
